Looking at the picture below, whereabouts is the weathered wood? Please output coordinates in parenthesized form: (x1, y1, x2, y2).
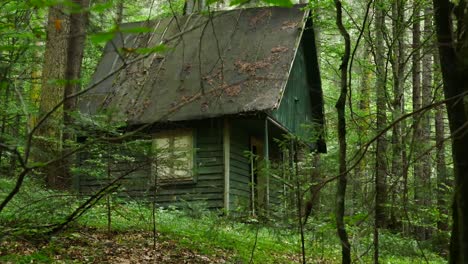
(223, 118, 231, 212)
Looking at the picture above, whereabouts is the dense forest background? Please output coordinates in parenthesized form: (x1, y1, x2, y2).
(1, 0, 468, 263)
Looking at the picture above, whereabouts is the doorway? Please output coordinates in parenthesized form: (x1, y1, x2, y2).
(250, 136, 266, 216)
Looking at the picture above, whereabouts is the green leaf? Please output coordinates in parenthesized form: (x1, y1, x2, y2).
(89, 32, 115, 44)
(206, 0, 222, 6)
(29, 162, 47, 168)
(229, 0, 251, 6)
(90, 2, 113, 13)
(134, 44, 168, 54)
(120, 26, 153, 34)
(260, 0, 293, 7)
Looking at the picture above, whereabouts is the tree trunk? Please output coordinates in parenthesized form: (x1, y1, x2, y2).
(374, 1, 388, 262)
(62, 0, 89, 187)
(435, 100, 449, 231)
(412, 1, 424, 236)
(37, 1, 88, 189)
(433, 51, 448, 232)
(334, 1, 351, 263)
(116, 0, 124, 24)
(37, 4, 71, 187)
(389, 0, 405, 231)
(432, 0, 468, 262)
(352, 46, 371, 215)
(184, 0, 205, 14)
(419, 5, 433, 240)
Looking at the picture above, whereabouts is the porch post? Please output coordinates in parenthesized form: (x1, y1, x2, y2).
(223, 118, 230, 212)
(264, 118, 270, 212)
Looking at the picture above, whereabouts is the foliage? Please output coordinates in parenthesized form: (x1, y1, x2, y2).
(0, 178, 446, 263)
(0, 0, 457, 262)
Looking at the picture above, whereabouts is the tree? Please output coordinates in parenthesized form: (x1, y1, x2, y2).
(417, 4, 433, 240)
(374, 0, 388, 261)
(432, 0, 468, 263)
(334, 1, 351, 263)
(389, 0, 406, 230)
(433, 50, 449, 233)
(36, 0, 89, 188)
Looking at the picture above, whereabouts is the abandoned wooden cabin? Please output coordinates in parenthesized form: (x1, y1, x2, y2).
(77, 4, 326, 214)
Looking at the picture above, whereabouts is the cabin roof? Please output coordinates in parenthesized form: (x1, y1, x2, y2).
(80, 5, 315, 124)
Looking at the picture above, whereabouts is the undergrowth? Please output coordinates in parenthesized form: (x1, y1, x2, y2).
(0, 178, 446, 263)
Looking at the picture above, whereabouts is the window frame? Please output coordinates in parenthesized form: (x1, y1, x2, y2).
(152, 128, 196, 185)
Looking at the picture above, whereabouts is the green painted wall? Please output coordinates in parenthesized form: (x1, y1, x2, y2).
(78, 118, 288, 211)
(229, 121, 252, 211)
(154, 119, 224, 208)
(78, 119, 225, 209)
(271, 43, 317, 142)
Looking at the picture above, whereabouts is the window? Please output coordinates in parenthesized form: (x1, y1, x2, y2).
(152, 129, 194, 183)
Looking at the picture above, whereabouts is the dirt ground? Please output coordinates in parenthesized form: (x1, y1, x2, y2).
(0, 228, 229, 263)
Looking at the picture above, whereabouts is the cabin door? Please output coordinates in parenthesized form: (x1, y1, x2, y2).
(250, 137, 266, 216)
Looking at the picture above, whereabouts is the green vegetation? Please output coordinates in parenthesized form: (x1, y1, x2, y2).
(0, 178, 445, 263)
(1, 0, 465, 261)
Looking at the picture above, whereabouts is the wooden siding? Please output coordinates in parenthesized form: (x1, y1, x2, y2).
(76, 118, 287, 211)
(229, 123, 251, 211)
(77, 119, 224, 209)
(272, 43, 315, 141)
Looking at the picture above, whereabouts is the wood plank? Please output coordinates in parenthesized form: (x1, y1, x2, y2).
(230, 159, 249, 172)
(196, 151, 223, 158)
(197, 174, 223, 181)
(231, 166, 249, 177)
(196, 146, 223, 152)
(197, 165, 223, 174)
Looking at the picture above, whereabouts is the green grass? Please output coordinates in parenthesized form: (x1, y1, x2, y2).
(79, 203, 303, 263)
(0, 178, 447, 263)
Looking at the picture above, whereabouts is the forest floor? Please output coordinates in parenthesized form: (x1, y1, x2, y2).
(1, 228, 229, 263)
(0, 178, 446, 263)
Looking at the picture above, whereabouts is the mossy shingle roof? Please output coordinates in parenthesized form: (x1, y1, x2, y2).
(80, 5, 310, 124)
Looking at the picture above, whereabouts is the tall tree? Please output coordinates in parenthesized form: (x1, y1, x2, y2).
(432, 0, 468, 262)
(389, 0, 406, 230)
(334, 1, 351, 263)
(36, 3, 70, 187)
(433, 50, 449, 232)
(412, 0, 424, 222)
(36, 0, 89, 188)
(374, 0, 388, 261)
(418, 4, 433, 240)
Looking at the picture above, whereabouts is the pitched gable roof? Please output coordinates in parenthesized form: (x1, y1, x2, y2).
(80, 5, 310, 124)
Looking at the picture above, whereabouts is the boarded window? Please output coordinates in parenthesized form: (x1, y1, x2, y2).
(152, 129, 194, 183)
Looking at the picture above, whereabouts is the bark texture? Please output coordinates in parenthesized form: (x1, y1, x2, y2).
(389, 0, 406, 231)
(36, 1, 88, 188)
(374, 2, 388, 262)
(334, 1, 351, 263)
(432, 0, 468, 262)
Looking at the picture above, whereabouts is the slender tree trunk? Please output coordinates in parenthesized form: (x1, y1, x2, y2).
(374, 0, 388, 230)
(433, 51, 448, 232)
(412, 1, 424, 234)
(0, 69, 10, 167)
(184, 0, 205, 14)
(389, 0, 405, 231)
(374, 1, 387, 261)
(116, 0, 124, 24)
(435, 100, 448, 231)
(62, 0, 89, 187)
(419, 5, 433, 240)
(352, 47, 371, 214)
(334, 1, 351, 263)
(432, 1, 468, 262)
